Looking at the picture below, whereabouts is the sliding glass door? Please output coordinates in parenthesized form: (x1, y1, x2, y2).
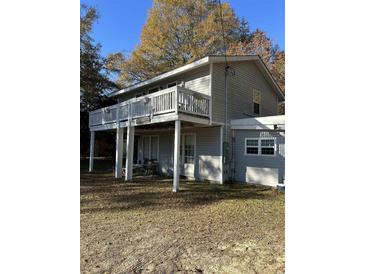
(142, 136, 159, 163)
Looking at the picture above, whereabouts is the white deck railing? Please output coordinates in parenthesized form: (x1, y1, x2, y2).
(89, 86, 211, 127)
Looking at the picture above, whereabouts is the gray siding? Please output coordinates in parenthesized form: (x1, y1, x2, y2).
(211, 63, 226, 123)
(135, 126, 222, 182)
(117, 64, 210, 103)
(136, 131, 174, 176)
(211, 61, 281, 182)
(158, 133, 174, 176)
(211, 62, 279, 123)
(233, 130, 285, 185)
(194, 126, 222, 182)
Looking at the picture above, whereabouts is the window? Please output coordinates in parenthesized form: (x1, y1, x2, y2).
(245, 138, 276, 156)
(142, 136, 159, 161)
(180, 134, 195, 164)
(246, 139, 259, 155)
(151, 136, 158, 160)
(253, 89, 261, 115)
(167, 82, 177, 88)
(142, 136, 150, 161)
(261, 139, 275, 155)
(184, 134, 195, 164)
(253, 103, 260, 114)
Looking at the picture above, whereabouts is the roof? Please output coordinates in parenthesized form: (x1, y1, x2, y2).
(231, 115, 285, 130)
(108, 55, 285, 101)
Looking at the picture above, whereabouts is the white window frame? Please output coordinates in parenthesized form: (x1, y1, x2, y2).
(245, 138, 259, 156)
(142, 135, 159, 161)
(179, 133, 196, 164)
(244, 137, 276, 157)
(260, 138, 276, 156)
(252, 89, 261, 115)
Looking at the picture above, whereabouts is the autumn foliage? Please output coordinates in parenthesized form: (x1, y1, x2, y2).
(107, 0, 285, 100)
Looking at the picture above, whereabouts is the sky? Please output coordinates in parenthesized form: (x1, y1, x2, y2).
(82, 0, 285, 58)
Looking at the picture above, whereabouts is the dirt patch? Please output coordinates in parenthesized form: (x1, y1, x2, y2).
(80, 172, 284, 273)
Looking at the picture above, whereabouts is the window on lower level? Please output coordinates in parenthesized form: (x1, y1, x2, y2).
(261, 138, 275, 155)
(184, 134, 195, 164)
(245, 139, 259, 155)
(142, 136, 159, 162)
(180, 134, 195, 164)
(245, 138, 276, 156)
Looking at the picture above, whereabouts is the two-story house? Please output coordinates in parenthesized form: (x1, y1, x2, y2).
(88, 55, 285, 191)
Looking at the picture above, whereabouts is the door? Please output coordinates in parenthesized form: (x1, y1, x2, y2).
(142, 135, 159, 163)
(180, 133, 196, 178)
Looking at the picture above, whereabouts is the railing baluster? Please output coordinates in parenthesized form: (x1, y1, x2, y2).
(89, 87, 211, 128)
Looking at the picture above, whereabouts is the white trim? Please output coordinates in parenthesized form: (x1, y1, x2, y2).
(131, 114, 178, 126)
(90, 121, 129, 131)
(89, 131, 95, 172)
(211, 120, 226, 126)
(245, 138, 259, 155)
(125, 124, 135, 181)
(173, 120, 181, 192)
(128, 86, 177, 103)
(209, 61, 213, 125)
(220, 126, 224, 184)
(179, 132, 196, 178)
(180, 132, 196, 165)
(231, 115, 285, 129)
(90, 114, 212, 131)
(244, 137, 277, 157)
(180, 132, 196, 166)
(260, 138, 277, 156)
(177, 113, 210, 125)
(135, 125, 219, 134)
(232, 125, 285, 131)
(115, 127, 124, 178)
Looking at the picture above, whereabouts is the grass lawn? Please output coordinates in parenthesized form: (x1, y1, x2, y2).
(80, 169, 284, 273)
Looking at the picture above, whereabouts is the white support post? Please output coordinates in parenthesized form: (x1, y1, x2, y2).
(125, 123, 135, 181)
(89, 131, 95, 172)
(220, 126, 224, 184)
(175, 86, 179, 114)
(115, 127, 124, 178)
(209, 62, 213, 125)
(173, 119, 181, 192)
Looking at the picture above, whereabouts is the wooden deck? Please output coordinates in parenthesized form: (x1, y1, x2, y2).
(89, 86, 211, 130)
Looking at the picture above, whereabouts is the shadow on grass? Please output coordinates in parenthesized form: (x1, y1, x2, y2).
(80, 170, 281, 214)
(80, 159, 114, 173)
